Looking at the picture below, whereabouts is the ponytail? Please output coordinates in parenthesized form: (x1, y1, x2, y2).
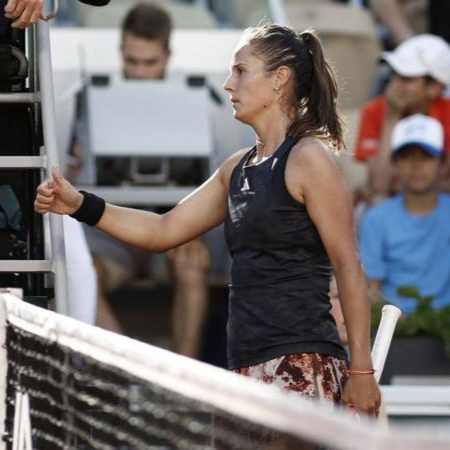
(293, 31, 344, 150)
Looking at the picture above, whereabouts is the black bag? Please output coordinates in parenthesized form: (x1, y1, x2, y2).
(0, 44, 28, 92)
(0, 2, 27, 93)
(0, 185, 27, 259)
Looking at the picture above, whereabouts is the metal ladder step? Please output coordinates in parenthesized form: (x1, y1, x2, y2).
(0, 260, 53, 273)
(0, 156, 46, 169)
(0, 92, 41, 104)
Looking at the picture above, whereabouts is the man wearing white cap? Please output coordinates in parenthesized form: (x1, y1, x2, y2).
(354, 34, 450, 202)
(359, 114, 450, 313)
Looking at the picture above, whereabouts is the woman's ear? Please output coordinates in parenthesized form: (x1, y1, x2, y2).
(275, 65, 292, 91)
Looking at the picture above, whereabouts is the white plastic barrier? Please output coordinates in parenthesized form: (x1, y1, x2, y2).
(383, 385, 450, 418)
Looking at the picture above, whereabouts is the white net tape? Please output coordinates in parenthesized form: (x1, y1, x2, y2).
(1, 293, 449, 450)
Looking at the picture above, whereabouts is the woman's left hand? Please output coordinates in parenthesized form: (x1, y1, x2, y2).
(341, 374, 381, 417)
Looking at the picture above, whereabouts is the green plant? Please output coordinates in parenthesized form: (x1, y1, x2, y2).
(371, 286, 450, 360)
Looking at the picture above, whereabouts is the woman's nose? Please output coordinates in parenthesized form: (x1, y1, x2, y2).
(223, 74, 234, 92)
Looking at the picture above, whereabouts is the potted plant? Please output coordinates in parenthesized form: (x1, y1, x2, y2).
(371, 286, 450, 384)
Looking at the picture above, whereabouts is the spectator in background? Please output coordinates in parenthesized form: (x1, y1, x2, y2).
(120, 3, 171, 80)
(81, 3, 210, 358)
(354, 34, 450, 203)
(369, 0, 450, 46)
(359, 114, 450, 313)
(369, 0, 415, 46)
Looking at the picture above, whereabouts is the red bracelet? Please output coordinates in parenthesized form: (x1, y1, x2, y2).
(346, 369, 376, 375)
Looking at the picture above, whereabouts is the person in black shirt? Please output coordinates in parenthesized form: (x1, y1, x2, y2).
(35, 24, 380, 418)
(3, 0, 109, 29)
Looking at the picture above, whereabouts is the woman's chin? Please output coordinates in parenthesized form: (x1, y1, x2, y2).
(233, 111, 251, 125)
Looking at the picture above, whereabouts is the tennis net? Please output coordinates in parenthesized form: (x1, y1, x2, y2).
(1, 291, 449, 450)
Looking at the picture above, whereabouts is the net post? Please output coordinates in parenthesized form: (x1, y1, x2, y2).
(0, 295, 6, 450)
(0, 289, 22, 450)
(13, 392, 32, 450)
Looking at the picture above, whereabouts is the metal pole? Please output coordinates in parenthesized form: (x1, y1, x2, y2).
(44, 0, 59, 20)
(36, 18, 69, 316)
(194, 0, 208, 9)
(349, 0, 364, 8)
(268, 0, 288, 26)
(0, 291, 18, 450)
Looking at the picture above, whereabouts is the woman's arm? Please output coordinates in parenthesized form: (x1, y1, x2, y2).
(35, 151, 245, 253)
(97, 172, 228, 252)
(286, 139, 380, 416)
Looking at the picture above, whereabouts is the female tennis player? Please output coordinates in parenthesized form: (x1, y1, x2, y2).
(35, 24, 380, 416)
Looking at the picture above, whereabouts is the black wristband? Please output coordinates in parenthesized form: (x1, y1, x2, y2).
(69, 191, 106, 226)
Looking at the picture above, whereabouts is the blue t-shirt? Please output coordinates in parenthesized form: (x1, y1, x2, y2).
(359, 193, 450, 313)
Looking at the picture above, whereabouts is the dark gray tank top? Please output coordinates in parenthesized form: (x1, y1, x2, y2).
(224, 136, 346, 369)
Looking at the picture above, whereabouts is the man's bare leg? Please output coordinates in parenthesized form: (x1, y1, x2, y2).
(169, 240, 209, 358)
(93, 256, 124, 334)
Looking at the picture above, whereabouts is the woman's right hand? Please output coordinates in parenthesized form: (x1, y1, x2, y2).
(5, 0, 45, 29)
(34, 167, 84, 216)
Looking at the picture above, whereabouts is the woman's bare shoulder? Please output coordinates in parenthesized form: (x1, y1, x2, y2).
(218, 147, 252, 185)
(289, 137, 340, 173)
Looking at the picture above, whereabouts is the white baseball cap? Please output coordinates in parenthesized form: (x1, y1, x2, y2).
(382, 34, 450, 86)
(391, 114, 444, 157)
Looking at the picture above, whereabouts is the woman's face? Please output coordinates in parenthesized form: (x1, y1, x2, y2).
(223, 41, 278, 125)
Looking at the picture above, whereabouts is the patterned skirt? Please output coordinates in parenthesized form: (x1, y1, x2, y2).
(212, 354, 348, 449)
(214, 353, 348, 449)
(233, 353, 348, 407)
(213, 354, 348, 449)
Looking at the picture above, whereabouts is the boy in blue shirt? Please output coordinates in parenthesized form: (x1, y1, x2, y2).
(359, 114, 450, 313)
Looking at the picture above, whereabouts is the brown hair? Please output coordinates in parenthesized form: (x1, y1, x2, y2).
(122, 3, 172, 49)
(244, 25, 344, 150)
